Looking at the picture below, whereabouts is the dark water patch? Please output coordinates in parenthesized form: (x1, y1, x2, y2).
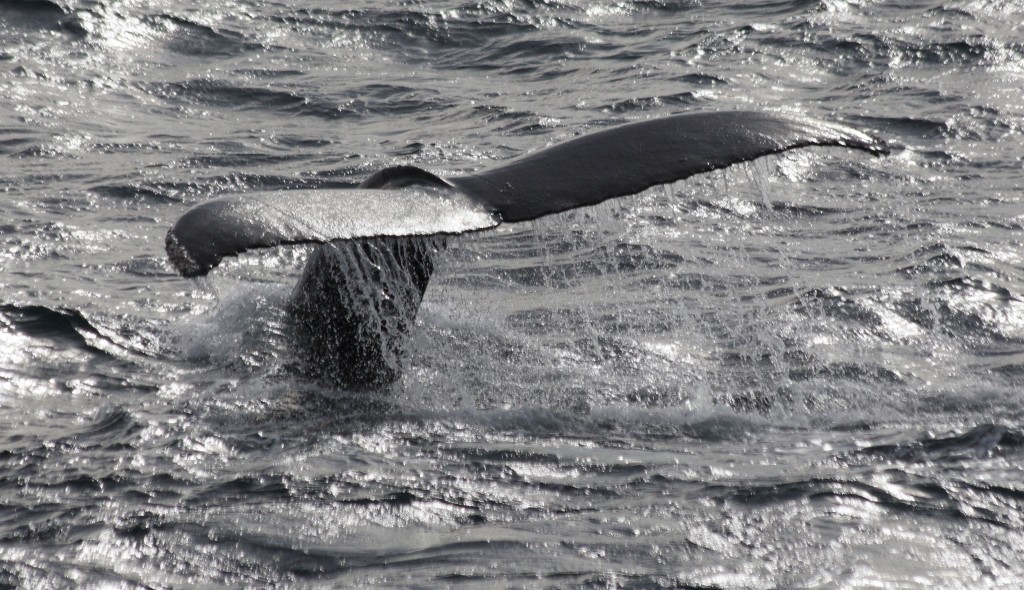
(145, 79, 452, 121)
(0, 0, 81, 36)
(89, 176, 204, 203)
(0, 503, 88, 545)
(47, 473, 132, 495)
(793, 280, 1023, 351)
(468, 105, 560, 134)
(831, 216, 937, 238)
(146, 13, 258, 57)
(853, 424, 1024, 462)
(0, 0, 66, 16)
(270, 7, 360, 31)
(601, 242, 684, 272)
(929, 276, 1019, 303)
(350, 83, 453, 117)
(813, 30, 1010, 74)
(625, 384, 689, 408)
(436, 446, 633, 497)
(111, 519, 348, 580)
(446, 447, 561, 464)
(920, 277, 1023, 343)
(767, 201, 844, 217)
(193, 474, 294, 504)
(0, 127, 40, 155)
(280, 6, 551, 56)
(792, 287, 882, 326)
(439, 37, 589, 71)
(857, 115, 955, 139)
(231, 67, 306, 80)
(202, 387, 409, 437)
(108, 509, 169, 542)
(0, 304, 113, 358)
(678, 72, 727, 86)
(894, 242, 995, 278)
(0, 436, 141, 492)
(711, 475, 980, 524)
(388, 142, 423, 156)
(586, 309, 679, 340)
(890, 35, 1011, 68)
(497, 37, 585, 59)
(722, 388, 785, 415)
(578, 460, 649, 478)
(142, 79, 358, 120)
(87, 140, 167, 155)
(264, 135, 335, 150)
(355, 539, 535, 577)
(579, 574, 714, 590)
(0, 303, 162, 372)
(990, 351, 1024, 383)
(788, 360, 908, 387)
(66, 409, 144, 447)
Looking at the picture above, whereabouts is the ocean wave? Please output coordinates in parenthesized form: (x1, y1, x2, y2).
(145, 13, 256, 57)
(853, 423, 1024, 462)
(142, 79, 357, 120)
(0, 304, 114, 358)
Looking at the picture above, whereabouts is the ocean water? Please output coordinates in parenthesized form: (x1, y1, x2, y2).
(1, 0, 1023, 587)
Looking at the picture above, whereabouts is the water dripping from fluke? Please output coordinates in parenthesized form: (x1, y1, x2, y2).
(288, 236, 445, 389)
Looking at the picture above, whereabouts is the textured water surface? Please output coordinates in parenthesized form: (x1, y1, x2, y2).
(1, 0, 1023, 588)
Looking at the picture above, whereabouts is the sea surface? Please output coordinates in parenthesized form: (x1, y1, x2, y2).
(2, 0, 1023, 588)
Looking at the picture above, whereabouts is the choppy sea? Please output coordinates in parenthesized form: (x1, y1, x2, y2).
(2, 0, 1023, 587)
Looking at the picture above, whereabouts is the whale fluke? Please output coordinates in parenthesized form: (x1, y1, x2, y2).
(165, 110, 886, 278)
(165, 110, 887, 387)
(165, 186, 498, 278)
(448, 110, 887, 222)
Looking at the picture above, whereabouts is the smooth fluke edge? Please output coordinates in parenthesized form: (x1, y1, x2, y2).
(165, 186, 498, 278)
(166, 110, 888, 277)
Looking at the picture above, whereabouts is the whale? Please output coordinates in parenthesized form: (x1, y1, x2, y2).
(166, 110, 888, 387)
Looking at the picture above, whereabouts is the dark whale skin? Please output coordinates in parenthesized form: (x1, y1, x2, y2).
(165, 110, 888, 387)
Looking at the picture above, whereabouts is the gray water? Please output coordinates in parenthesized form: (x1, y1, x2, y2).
(2, 0, 1023, 588)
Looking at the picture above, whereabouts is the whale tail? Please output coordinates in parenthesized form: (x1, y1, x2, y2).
(165, 111, 887, 279)
(289, 165, 453, 388)
(289, 236, 445, 388)
(164, 110, 889, 388)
